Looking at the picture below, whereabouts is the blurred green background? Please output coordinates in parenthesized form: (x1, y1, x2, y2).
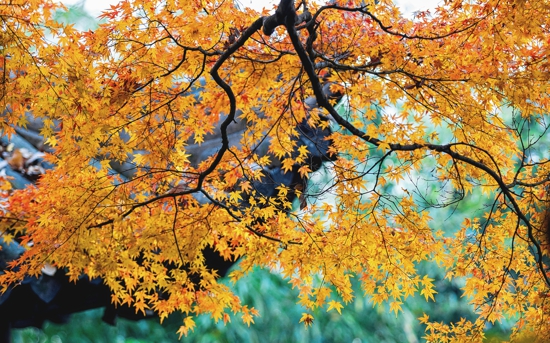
(11, 262, 512, 342)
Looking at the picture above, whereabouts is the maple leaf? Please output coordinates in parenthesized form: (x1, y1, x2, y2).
(326, 300, 344, 314)
(177, 316, 196, 338)
(298, 165, 311, 179)
(418, 313, 430, 324)
(299, 313, 314, 327)
(389, 301, 403, 317)
(420, 285, 437, 302)
(241, 305, 258, 326)
(281, 158, 295, 173)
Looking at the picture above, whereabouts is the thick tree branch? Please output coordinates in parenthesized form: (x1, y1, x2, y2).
(281, 1, 550, 288)
(263, 0, 311, 36)
(205, 17, 265, 185)
(89, 18, 266, 230)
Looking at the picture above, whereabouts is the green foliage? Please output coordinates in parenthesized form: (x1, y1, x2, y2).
(12, 263, 497, 343)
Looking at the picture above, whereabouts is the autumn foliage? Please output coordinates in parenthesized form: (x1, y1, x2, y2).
(2, 0, 550, 341)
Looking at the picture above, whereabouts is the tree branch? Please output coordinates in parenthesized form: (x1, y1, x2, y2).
(281, 1, 550, 288)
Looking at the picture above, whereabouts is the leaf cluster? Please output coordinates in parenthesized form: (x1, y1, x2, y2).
(3, 0, 550, 340)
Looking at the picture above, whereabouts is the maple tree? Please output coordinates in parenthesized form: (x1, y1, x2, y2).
(2, 0, 550, 341)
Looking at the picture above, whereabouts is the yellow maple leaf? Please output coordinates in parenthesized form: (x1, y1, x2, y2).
(299, 313, 314, 327)
(326, 300, 344, 314)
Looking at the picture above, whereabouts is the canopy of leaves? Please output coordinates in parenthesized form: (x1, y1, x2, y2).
(2, 0, 550, 341)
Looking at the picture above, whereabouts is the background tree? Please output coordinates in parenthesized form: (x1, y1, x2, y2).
(2, 0, 550, 341)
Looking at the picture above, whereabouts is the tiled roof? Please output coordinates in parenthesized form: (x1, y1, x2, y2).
(0, 85, 340, 332)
